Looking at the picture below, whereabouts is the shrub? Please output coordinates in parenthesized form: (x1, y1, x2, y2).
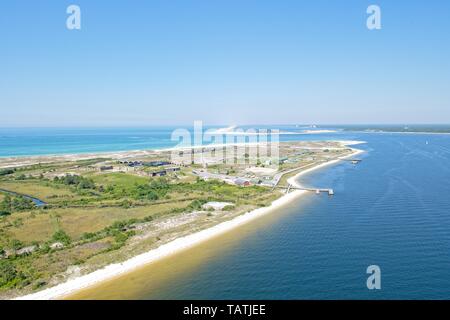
(0, 168, 15, 176)
(0, 195, 34, 213)
(15, 174, 27, 180)
(114, 232, 128, 244)
(0, 210, 11, 217)
(143, 215, 154, 222)
(81, 232, 97, 240)
(9, 239, 23, 250)
(0, 260, 19, 288)
(51, 230, 71, 245)
(187, 199, 207, 211)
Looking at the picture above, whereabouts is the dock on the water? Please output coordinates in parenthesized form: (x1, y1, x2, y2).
(339, 158, 362, 164)
(276, 185, 334, 196)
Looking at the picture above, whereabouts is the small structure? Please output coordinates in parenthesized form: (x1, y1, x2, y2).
(100, 165, 113, 171)
(234, 178, 251, 187)
(16, 246, 37, 256)
(144, 161, 172, 167)
(151, 170, 167, 177)
(202, 202, 234, 211)
(119, 161, 143, 167)
(279, 157, 288, 164)
(50, 242, 64, 250)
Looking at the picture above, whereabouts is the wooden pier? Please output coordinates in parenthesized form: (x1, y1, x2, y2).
(339, 158, 362, 164)
(275, 185, 334, 196)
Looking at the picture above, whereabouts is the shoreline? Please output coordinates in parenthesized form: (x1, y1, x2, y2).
(1, 140, 365, 160)
(0, 140, 364, 169)
(347, 130, 450, 135)
(15, 147, 364, 300)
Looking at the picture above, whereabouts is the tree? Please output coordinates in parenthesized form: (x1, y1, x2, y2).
(11, 196, 34, 211)
(15, 174, 26, 180)
(55, 174, 95, 190)
(0, 195, 12, 216)
(0, 195, 34, 213)
(0, 168, 14, 176)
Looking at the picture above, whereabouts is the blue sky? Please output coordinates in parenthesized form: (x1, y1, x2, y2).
(1, 0, 449, 126)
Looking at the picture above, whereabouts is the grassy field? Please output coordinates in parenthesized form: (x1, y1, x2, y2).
(0, 169, 275, 296)
(88, 172, 150, 187)
(3, 201, 193, 244)
(0, 180, 77, 202)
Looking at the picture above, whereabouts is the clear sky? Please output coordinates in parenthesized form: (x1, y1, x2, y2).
(1, 0, 449, 127)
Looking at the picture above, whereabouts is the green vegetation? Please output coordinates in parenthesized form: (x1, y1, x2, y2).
(0, 174, 273, 294)
(0, 260, 25, 289)
(113, 178, 170, 201)
(51, 230, 71, 246)
(0, 195, 34, 216)
(0, 169, 15, 176)
(54, 175, 95, 190)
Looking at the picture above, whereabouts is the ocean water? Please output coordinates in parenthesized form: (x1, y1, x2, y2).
(0, 127, 180, 157)
(0, 125, 345, 158)
(64, 130, 450, 300)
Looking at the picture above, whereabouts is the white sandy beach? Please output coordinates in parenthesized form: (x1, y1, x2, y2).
(15, 147, 364, 300)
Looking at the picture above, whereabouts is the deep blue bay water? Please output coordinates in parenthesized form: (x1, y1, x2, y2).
(110, 132, 447, 299)
(1, 127, 450, 299)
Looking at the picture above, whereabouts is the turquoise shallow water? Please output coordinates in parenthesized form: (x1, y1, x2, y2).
(2, 127, 450, 299)
(0, 127, 180, 157)
(0, 125, 348, 157)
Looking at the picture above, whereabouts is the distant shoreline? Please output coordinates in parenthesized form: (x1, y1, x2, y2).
(0, 140, 364, 169)
(1, 128, 448, 161)
(345, 130, 450, 135)
(15, 145, 364, 300)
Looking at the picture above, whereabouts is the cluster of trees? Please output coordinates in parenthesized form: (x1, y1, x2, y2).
(0, 168, 15, 176)
(131, 179, 170, 200)
(132, 184, 160, 200)
(0, 195, 34, 216)
(177, 178, 263, 199)
(15, 174, 29, 180)
(53, 174, 95, 190)
(105, 178, 171, 201)
(0, 260, 24, 289)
